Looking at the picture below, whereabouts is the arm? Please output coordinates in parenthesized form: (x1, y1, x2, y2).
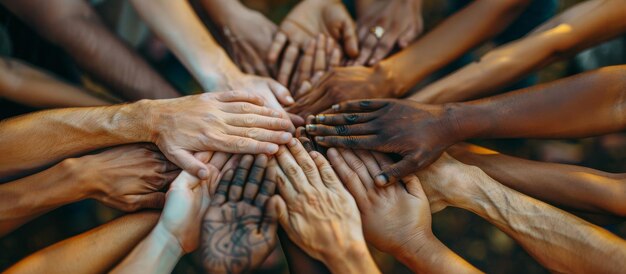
(448, 143, 626, 218)
(4, 211, 160, 274)
(0, 0, 180, 100)
(419, 154, 626, 273)
(0, 58, 110, 107)
(412, 0, 626, 103)
(0, 92, 291, 180)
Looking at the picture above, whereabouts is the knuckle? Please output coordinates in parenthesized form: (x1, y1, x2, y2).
(285, 165, 301, 177)
(240, 103, 252, 113)
(244, 116, 257, 126)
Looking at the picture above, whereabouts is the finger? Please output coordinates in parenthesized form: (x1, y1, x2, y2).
(402, 174, 426, 198)
(243, 155, 268, 204)
(272, 160, 297, 202)
(313, 35, 327, 74)
(226, 126, 292, 144)
(294, 80, 312, 98)
(240, 40, 271, 77)
(288, 113, 305, 127)
(313, 112, 378, 125)
(215, 135, 280, 154)
(353, 34, 377, 66)
(331, 99, 389, 113)
(295, 126, 307, 138)
(398, 24, 420, 48)
(207, 152, 232, 175)
(133, 192, 166, 210)
(376, 157, 416, 186)
(337, 148, 375, 190)
(165, 149, 210, 180)
(341, 19, 359, 58)
(298, 137, 315, 153)
(329, 47, 341, 68)
(354, 150, 383, 184)
(275, 143, 313, 193)
(297, 39, 316, 85)
(305, 123, 376, 136)
(309, 71, 325, 86)
(221, 102, 282, 117)
(327, 148, 367, 202)
(161, 170, 182, 189)
(240, 59, 256, 75)
(267, 32, 288, 66)
(225, 114, 292, 131)
(229, 155, 254, 202)
(212, 169, 234, 205)
(255, 166, 277, 208)
(314, 135, 377, 150)
(215, 91, 264, 106)
(368, 34, 397, 66)
(269, 80, 295, 106)
(194, 151, 214, 164)
(286, 138, 324, 189)
(277, 44, 299, 86)
(262, 195, 282, 236)
(309, 150, 342, 189)
(161, 160, 180, 172)
(269, 195, 292, 235)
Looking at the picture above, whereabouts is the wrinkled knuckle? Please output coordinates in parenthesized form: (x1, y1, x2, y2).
(285, 165, 301, 177)
(244, 116, 257, 126)
(240, 103, 252, 113)
(235, 138, 250, 151)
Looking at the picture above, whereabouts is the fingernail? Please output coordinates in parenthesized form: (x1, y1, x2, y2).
(272, 111, 282, 117)
(309, 151, 318, 159)
(375, 174, 389, 185)
(316, 115, 325, 123)
(286, 96, 294, 104)
(198, 169, 208, 179)
(332, 104, 340, 111)
(289, 138, 297, 146)
(267, 144, 279, 154)
(280, 132, 292, 142)
(305, 124, 316, 132)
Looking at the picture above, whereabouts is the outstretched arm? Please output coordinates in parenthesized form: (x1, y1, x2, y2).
(4, 211, 160, 274)
(412, 0, 626, 103)
(448, 143, 626, 218)
(0, 57, 110, 107)
(0, 0, 180, 100)
(419, 154, 626, 273)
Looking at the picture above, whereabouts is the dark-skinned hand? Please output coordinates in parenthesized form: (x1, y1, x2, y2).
(305, 99, 462, 185)
(201, 154, 280, 274)
(287, 65, 397, 118)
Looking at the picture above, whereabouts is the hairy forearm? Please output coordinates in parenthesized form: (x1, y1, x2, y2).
(455, 167, 626, 273)
(450, 65, 626, 140)
(5, 211, 160, 274)
(131, 0, 242, 91)
(380, 0, 530, 96)
(413, 0, 626, 103)
(0, 58, 110, 107)
(0, 159, 86, 236)
(0, 101, 153, 177)
(1, 0, 179, 100)
(112, 223, 183, 274)
(449, 143, 626, 217)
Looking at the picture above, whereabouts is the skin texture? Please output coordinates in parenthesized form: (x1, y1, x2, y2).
(5, 211, 160, 274)
(271, 139, 380, 274)
(351, 0, 424, 66)
(417, 154, 626, 273)
(290, 34, 342, 95)
(0, 57, 110, 107)
(308, 65, 626, 184)
(201, 0, 279, 77)
(130, 0, 296, 120)
(112, 151, 234, 274)
(201, 154, 280, 274)
(412, 0, 626, 103)
(328, 148, 480, 273)
(448, 143, 626, 219)
(0, 143, 177, 236)
(290, 0, 531, 116)
(0, 0, 180, 101)
(268, 0, 358, 87)
(0, 91, 291, 181)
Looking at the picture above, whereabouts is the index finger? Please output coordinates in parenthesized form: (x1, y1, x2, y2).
(267, 32, 288, 65)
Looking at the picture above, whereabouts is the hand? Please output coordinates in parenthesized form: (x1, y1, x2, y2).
(351, 0, 423, 66)
(288, 65, 397, 117)
(77, 144, 180, 212)
(271, 139, 372, 266)
(327, 148, 433, 254)
(150, 91, 294, 180)
(290, 34, 342, 95)
(209, 1, 278, 77)
(306, 99, 462, 185)
(268, 0, 358, 86)
(201, 154, 280, 274)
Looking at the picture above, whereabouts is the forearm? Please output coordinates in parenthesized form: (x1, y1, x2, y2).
(201, 0, 244, 27)
(1, 0, 179, 100)
(456, 167, 626, 273)
(0, 101, 154, 177)
(0, 58, 110, 107)
(321, 242, 381, 274)
(393, 234, 481, 274)
(380, 0, 530, 96)
(131, 0, 242, 91)
(448, 143, 626, 217)
(449, 65, 626, 140)
(5, 211, 160, 274)
(412, 0, 626, 103)
(0, 159, 87, 236)
(112, 223, 183, 274)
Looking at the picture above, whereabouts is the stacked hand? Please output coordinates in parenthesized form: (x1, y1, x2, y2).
(306, 99, 463, 185)
(201, 154, 280, 274)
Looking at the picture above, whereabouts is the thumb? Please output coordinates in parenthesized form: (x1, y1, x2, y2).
(135, 192, 166, 210)
(375, 156, 419, 186)
(263, 195, 283, 237)
(268, 195, 289, 231)
(166, 149, 210, 180)
(402, 175, 426, 198)
(341, 19, 359, 58)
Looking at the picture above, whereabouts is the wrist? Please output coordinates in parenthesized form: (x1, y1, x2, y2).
(441, 102, 486, 142)
(374, 61, 404, 98)
(134, 99, 161, 143)
(58, 157, 93, 201)
(152, 223, 186, 257)
(322, 241, 379, 274)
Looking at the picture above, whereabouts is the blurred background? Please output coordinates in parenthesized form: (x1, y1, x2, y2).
(1, 0, 624, 273)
